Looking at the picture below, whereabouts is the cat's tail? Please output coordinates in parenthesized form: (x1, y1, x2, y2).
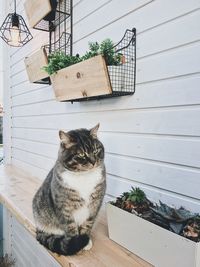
(36, 230, 89, 255)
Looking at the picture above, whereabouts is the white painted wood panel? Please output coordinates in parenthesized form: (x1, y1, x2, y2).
(10, 214, 60, 267)
(12, 107, 200, 136)
(12, 158, 48, 179)
(12, 81, 49, 97)
(73, 0, 113, 26)
(12, 147, 55, 170)
(73, 0, 200, 53)
(105, 154, 200, 200)
(11, 74, 200, 116)
(137, 42, 200, 83)
(11, 133, 200, 168)
(73, 0, 200, 43)
(137, 9, 200, 58)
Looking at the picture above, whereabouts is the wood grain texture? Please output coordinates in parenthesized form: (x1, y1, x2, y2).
(24, 0, 52, 28)
(51, 55, 112, 101)
(0, 165, 152, 267)
(24, 48, 49, 83)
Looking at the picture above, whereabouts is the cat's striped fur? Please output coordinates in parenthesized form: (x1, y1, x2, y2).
(32, 124, 106, 255)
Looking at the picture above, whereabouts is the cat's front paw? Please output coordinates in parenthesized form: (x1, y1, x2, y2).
(83, 239, 93, 251)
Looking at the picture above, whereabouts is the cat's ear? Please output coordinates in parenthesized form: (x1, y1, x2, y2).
(90, 123, 100, 138)
(59, 130, 68, 141)
(59, 130, 72, 147)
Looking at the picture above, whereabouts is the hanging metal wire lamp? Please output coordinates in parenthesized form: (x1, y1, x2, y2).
(0, 0, 33, 47)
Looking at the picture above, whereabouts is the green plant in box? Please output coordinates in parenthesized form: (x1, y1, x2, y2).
(43, 39, 123, 76)
(43, 52, 81, 75)
(111, 187, 149, 214)
(100, 39, 122, 66)
(127, 187, 146, 204)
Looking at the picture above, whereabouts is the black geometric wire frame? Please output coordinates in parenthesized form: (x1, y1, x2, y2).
(0, 13, 33, 47)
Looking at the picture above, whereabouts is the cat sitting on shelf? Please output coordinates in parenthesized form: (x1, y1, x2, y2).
(32, 124, 106, 255)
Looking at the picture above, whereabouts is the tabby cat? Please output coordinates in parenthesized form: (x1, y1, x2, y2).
(32, 124, 106, 255)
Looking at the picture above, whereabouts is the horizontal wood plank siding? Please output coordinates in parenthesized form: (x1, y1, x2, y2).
(9, 0, 200, 209)
(9, 211, 60, 267)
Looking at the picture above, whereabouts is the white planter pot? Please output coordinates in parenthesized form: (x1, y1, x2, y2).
(106, 203, 200, 267)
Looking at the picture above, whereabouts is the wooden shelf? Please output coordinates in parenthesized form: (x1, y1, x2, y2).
(0, 165, 152, 267)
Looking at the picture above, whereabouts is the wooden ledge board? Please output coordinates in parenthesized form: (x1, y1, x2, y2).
(0, 165, 152, 267)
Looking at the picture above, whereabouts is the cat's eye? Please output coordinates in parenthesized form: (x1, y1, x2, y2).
(78, 153, 85, 158)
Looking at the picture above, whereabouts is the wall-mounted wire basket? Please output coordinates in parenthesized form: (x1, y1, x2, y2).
(69, 28, 136, 102)
(33, 0, 71, 32)
(45, 32, 71, 55)
(24, 0, 72, 85)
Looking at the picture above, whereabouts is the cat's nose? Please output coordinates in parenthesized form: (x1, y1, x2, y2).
(89, 158, 96, 165)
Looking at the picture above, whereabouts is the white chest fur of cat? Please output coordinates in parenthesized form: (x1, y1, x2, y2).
(61, 166, 102, 226)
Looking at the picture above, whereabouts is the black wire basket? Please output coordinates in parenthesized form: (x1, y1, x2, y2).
(33, 0, 71, 32)
(34, 32, 71, 85)
(70, 28, 136, 102)
(31, 0, 72, 85)
(45, 32, 71, 55)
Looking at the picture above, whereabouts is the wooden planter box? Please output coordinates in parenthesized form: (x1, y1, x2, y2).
(51, 55, 112, 101)
(24, 48, 49, 84)
(106, 203, 200, 267)
(24, 0, 52, 28)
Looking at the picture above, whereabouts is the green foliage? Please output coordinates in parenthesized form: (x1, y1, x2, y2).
(100, 39, 121, 66)
(127, 187, 146, 204)
(43, 39, 122, 75)
(43, 52, 81, 75)
(81, 42, 100, 61)
(117, 187, 146, 205)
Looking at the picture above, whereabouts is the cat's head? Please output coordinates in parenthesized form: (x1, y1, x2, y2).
(58, 124, 104, 172)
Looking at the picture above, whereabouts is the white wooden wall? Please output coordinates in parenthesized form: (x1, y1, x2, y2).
(2, 0, 200, 265)
(8, 0, 200, 212)
(8, 0, 200, 210)
(3, 208, 60, 267)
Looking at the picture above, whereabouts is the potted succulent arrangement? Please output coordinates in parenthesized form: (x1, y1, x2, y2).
(106, 187, 200, 267)
(43, 39, 125, 101)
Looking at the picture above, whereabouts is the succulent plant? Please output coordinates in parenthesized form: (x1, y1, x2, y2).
(127, 187, 146, 204)
(111, 187, 151, 215)
(150, 202, 195, 223)
(149, 201, 197, 234)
